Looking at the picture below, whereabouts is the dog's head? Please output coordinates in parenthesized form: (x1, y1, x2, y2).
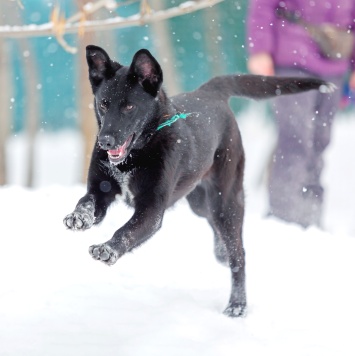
(86, 45, 164, 165)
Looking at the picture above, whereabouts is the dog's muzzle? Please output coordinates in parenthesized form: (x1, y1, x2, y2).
(99, 134, 134, 165)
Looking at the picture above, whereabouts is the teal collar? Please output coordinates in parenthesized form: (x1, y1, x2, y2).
(156, 113, 191, 131)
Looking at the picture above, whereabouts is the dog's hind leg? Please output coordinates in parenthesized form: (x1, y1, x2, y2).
(208, 188, 246, 317)
(205, 153, 247, 317)
(212, 232, 229, 266)
(188, 175, 246, 317)
(215, 194, 246, 317)
(186, 184, 208, 218)
(187, 185, 229, 265)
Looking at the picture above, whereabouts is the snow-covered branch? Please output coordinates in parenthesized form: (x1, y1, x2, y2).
(0, 0, 223, 39)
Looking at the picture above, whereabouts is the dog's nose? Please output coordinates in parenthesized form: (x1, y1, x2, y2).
(98, 135, 115, 150)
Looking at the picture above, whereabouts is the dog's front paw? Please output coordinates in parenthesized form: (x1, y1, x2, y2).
(63, 212, 94, 231)
(223, 303, 247, 318)
(89, 243, 119, 266)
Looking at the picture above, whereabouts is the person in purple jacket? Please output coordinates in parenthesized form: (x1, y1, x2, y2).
(246, 0, 355, 228)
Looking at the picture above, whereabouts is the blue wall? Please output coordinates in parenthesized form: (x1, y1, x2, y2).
(6, 0, 248, 132)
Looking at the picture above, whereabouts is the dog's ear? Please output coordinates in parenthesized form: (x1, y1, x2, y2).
(86, 45, 119, 89)
(129, 49, 163, 96)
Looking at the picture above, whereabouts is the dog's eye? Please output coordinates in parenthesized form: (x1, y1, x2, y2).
(100, 99, 109, 111)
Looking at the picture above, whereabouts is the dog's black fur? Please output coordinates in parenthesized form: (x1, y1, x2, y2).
(64, 45, 334, 317)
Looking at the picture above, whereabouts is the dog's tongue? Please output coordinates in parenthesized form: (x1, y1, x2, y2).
(108, 146, 125, 157)
(108, 135, 133, 158)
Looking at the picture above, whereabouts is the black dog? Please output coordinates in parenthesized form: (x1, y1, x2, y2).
(64, 45, 334, 317)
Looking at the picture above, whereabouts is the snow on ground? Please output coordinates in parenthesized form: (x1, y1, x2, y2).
(0, 105, 355, 356)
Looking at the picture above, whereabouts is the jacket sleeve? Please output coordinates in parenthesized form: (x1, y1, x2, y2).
(350, 5, 355, 71)
(246, 0, 280, 56)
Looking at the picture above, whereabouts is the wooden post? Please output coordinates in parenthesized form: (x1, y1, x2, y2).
(78, 32, 97, 183)
(0, 0, 18, 185)
(0, 39, 12, 185)
(19, 39, 40, 187)
(203, 5, 225, 77)
(77, 1, 118, 183)
(150, 0, 181, 96)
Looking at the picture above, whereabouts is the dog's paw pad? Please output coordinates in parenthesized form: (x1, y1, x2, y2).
(89, 243, 119, 265)
(223, 303, 247, 318)
(63, 212, 94, 231)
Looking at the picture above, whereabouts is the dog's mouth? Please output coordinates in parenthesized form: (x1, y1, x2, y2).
(107, 134, 134, 164)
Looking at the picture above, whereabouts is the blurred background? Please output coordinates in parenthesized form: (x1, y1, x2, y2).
(2, 4, 355, 352)
(0, 0, 353, 188)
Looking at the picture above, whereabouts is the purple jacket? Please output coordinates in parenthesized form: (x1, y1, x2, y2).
(247, 0, 355, 76)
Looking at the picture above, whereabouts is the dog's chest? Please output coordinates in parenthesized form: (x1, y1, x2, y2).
(117, 172, 134, 205)
(105, 162, 135, 205)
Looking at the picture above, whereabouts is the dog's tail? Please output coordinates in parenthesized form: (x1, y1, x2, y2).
(198, 74, 336, 101)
